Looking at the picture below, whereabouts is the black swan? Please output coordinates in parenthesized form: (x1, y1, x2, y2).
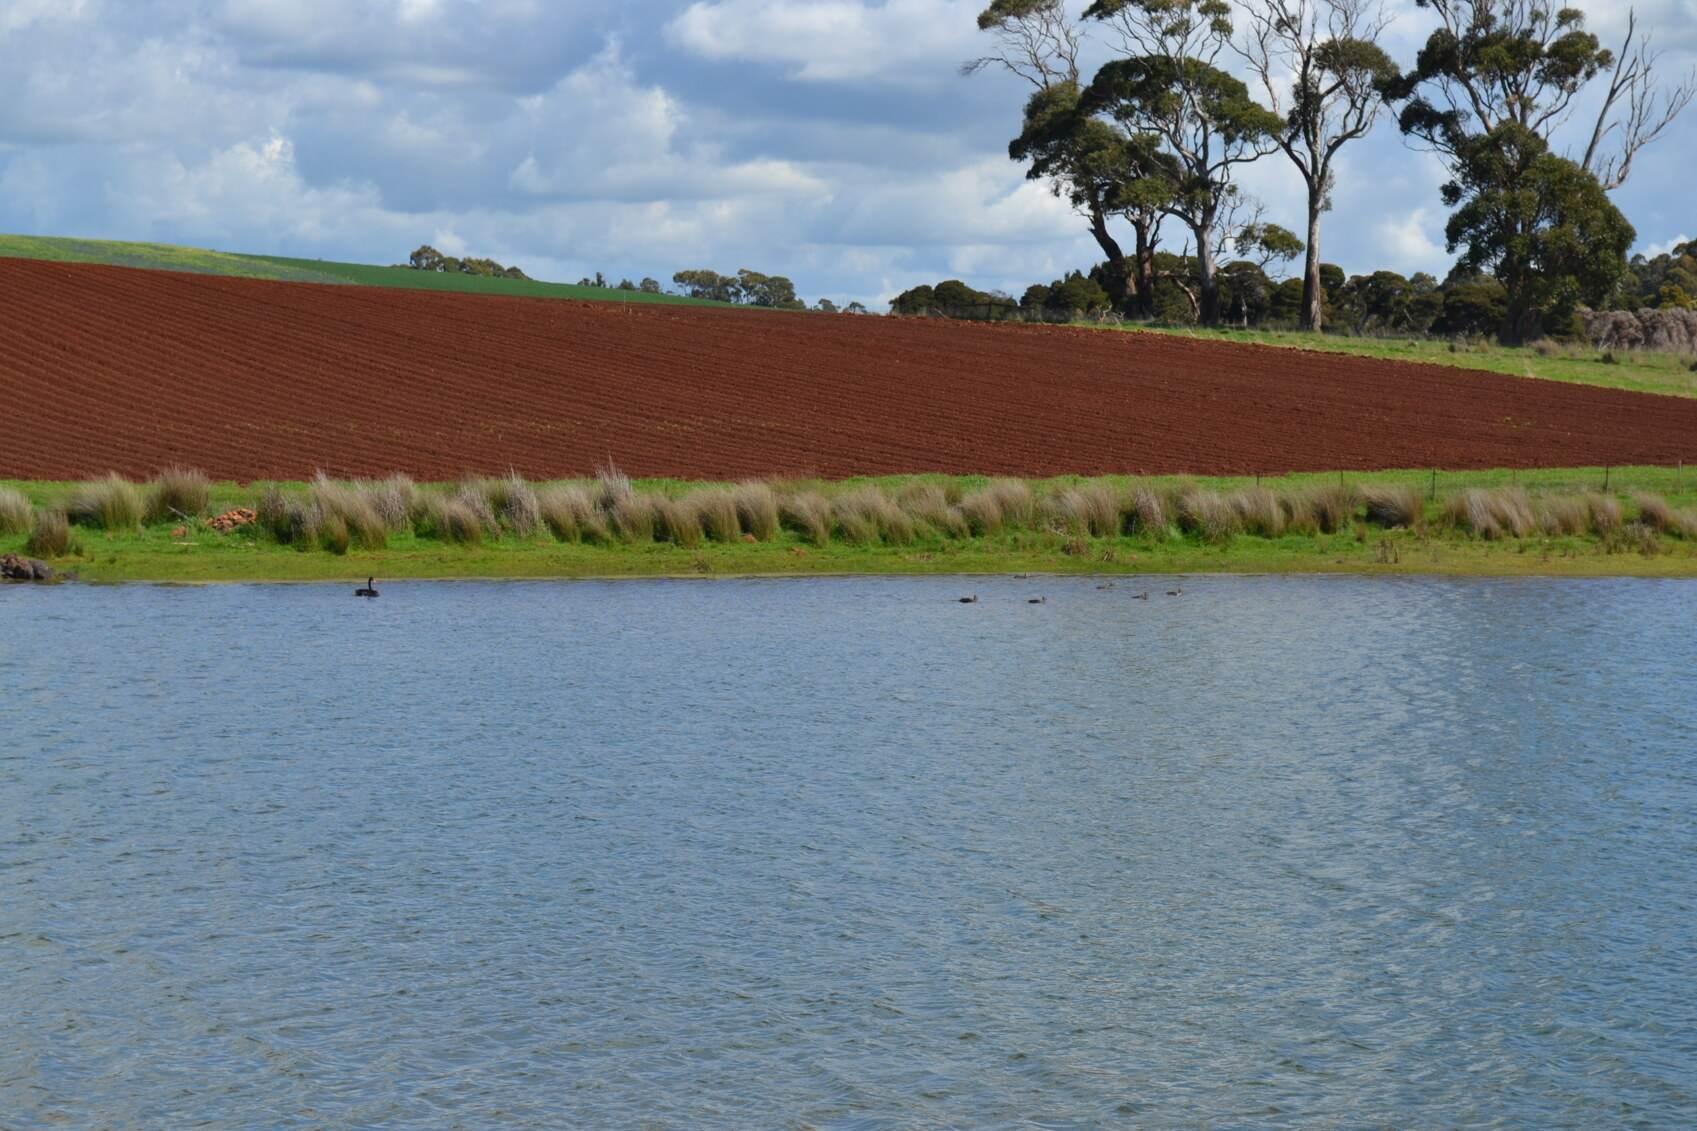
(355, 577, 380, 598)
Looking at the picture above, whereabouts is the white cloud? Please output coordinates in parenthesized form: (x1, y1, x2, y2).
(1375, 208, 1447, 276)
(666, 0, 980, 82)
(0, 0, 91, 35)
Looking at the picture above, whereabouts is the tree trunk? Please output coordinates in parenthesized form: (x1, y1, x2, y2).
(1195, 224, 1221, 326)
(1301, 192, 1324, 332)
(1133, 215, 1157, 320)
(1088, 206, 1132, 313)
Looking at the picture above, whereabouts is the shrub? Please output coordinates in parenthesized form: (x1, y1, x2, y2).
(833, 486, 913, 545)
(958, 485, 1006, 536)
(733, 482, 780, 541)
(0, 487, 32, 536)
(66, 473, 143, 532)
(1444, 487, 1535, 540)
(145, 467, 210, 523)
(595, 465, 635, 511)
(1227, 487, 1286, 537)
(687, 488, 742, 542)
(1360, 485, 1423, 529)
(1305, 484, 1359, 534)
(1633, 492, 1677, 532)
(25, 508, 72, 557)
(1046, 483, 1120, 537)
(780, 491, 833, 545)
(452, 480, 500, 535)
(654, 496, 703, 548)
(537, 484, 600, 543)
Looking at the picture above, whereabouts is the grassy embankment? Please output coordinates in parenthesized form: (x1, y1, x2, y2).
(1114, 323, 1697, 400)
(0, 234, 728, 306)
(5, 468, 1697, 584)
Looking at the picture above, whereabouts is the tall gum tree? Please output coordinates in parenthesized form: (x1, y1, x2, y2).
(1394, 1, 1694, 341)
(1082, 0, 1283, 326)
(1238, 0, 1398, 332)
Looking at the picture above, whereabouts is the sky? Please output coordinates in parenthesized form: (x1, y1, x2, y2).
(0, 0, 1693, 309)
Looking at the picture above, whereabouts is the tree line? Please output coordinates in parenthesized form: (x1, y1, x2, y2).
(959, 0, 1693, 345)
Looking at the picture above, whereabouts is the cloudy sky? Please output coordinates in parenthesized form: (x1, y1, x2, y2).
(1, 0, 1692, 308)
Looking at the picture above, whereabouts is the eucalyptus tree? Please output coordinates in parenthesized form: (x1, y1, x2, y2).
(1082, 0, 1284, 325)
(1238, 0, 1399, 331)
(1394, 1, 1690, 340)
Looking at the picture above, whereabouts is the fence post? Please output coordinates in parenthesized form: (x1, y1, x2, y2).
(1430, 468, 1437, 501)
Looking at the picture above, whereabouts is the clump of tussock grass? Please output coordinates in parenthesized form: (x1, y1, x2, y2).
(365, 475, 417, 532)
(25, 508, 72, 557)
(0, 487, 32, 536)
(318, 512, 351, 555)
(1174, 488, 1242, 544)
(1127, 485, 1168, 537)
(1227, 487, 1287, 537)
(653, 495, 704, 548)
(595, 465, 635, 511)
(1288, 484, 1359, 534)
(959, 479, 1034, 536)
(1045, 483, 1122, 538)
(414, 494, 484, 545)
(780, 491, 833, 545)
(537, 483, 604, 543)
(686, 488, 742, 543)
(733, 482, 780, 541)
(145, 467, 210, 523)
(66, 473, 144, 532)
(1630, 492, 1687, 535)
(1444, 487, 1536, 540)
(1360, 485, 1423, 530)
(836, 485, 916, 545)
(608, 491, 659, 544)
(475, 474, 542, 536)
(256, 485, 316, 545)
(1537, 495, 1591, 537)
(897, 483, 969, 538)
(1584, 491, 1622, 536)
(310, 474, 386, 549)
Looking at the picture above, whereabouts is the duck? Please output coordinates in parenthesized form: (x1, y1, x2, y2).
(1132, 591, 1150, 600)
(355, 577, 380, 598)
(1165, 588, 1183, 597)
(958, 595, 979, 604)
(1027, 596, 1046, 604)
(1096, 581, 1116, 590)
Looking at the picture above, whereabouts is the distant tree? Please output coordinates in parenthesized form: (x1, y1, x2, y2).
(639, 277, 662, 294)
(1433, 276, 1508, 337)
(890, 284, 937, 314)
(615, 278, 637, 291)
(737, 269, 804, 309)
(1443, 125, 1635, 343)
(815, 298, 840, 313)
(1238, 0, 1398, 331)
(408, 245, 447, 272)
(844, 301, 870, 314)
(932, 279, 981, 310)
(1021, 283, 1054, 310)
(672, 270, 740, 303)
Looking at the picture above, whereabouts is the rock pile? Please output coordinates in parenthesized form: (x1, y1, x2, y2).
(1, 553, 54, 581)
(1580, 307, 1697, 353)
(208, 508, 258, 533)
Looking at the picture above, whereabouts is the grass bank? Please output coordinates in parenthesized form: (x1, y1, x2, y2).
(1110, 323, 1697, 400)
(6, 468, 1697, 584)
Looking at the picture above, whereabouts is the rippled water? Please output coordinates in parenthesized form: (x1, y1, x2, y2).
(3, 576, 1695, 1127)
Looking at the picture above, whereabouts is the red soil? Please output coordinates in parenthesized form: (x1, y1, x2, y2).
(3, 258, 1694, 481)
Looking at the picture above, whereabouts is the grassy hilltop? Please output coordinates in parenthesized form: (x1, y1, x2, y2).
(0, 234, 727, 306)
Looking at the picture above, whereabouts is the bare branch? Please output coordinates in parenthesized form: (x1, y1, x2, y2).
(1582, 9, 1697, 191)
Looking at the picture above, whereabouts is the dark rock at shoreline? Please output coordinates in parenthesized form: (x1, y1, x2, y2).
(1, 553, 55, 581)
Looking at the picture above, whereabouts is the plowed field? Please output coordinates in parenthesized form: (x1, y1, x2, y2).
(4, 258, 1695, 481)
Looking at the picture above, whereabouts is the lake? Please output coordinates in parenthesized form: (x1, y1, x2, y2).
(3, 576, 1695, 1127)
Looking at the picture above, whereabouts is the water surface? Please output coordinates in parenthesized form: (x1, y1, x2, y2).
(3, 576, 1695, 1127)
